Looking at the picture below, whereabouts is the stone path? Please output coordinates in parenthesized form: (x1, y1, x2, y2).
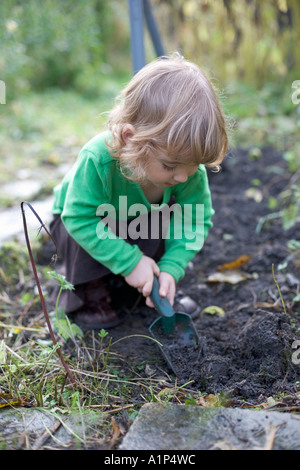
(0, 196, 53, 243)
(120, 403, 300, 450)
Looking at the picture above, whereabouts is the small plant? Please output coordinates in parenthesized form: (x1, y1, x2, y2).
(98, 328, 112, 370)
(98, 328, 109, 344)
(47, 270, 83, 341)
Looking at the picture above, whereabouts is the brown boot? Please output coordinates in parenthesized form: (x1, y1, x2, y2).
(70, 277, 127, 330)
(71, 300, 127, 330)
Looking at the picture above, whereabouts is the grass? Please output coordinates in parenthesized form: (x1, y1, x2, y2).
(0, 76, 206, 447)
(0, 234, 210, 449)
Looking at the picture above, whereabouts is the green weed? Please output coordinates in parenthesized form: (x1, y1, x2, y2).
(47, 270, 83, 341)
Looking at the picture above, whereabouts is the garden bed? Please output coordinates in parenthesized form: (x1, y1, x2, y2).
(108, 146, 300, 405)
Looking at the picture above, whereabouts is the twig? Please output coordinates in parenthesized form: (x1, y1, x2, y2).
(31, 420, 62, 450)
(20, 201, 76, 385)
(2, 343, 27, 363)
(106, 404, 134, 414)
(263, 424, 284, 450)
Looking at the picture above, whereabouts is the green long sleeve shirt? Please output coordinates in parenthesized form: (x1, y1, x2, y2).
(52, 131, 214, 282)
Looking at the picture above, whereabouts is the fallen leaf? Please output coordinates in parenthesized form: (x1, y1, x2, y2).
(218, 255, 251, 271)
(254, 302, 277, 308)
(0, 392, 29, 409)
(207, 270, 258, 285)
(199, 394, 218, 407)
(109, 417, 121, 448)
(201, 306, 225, 316)
(254, 301, 284, 311)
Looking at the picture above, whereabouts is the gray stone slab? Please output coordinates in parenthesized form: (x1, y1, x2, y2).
(120, 403, 300, 450)
(0, 407, 109, 449)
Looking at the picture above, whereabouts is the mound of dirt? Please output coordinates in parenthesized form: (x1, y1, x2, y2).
(171, 309, 298, 401)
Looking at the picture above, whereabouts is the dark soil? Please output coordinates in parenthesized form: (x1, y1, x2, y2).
(107, 147, 300, 405)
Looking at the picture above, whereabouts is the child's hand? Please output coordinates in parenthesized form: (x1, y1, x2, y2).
(145, 272, 176, 309)
(124, 255, 160, 298)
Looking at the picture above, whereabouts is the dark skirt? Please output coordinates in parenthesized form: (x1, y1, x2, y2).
(49, 212, 166, 313)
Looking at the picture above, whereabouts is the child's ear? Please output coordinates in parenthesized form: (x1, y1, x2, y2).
(121, 124, 135, 144)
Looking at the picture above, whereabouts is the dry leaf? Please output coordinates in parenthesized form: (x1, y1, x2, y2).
(109, 417, 121, 448)
(217, 255, 251, 271)
(207, 270, 247, 284)
(199, 394, 218, 407)
(208, 255, 256, 284)
(254, 302, 276, 308)
(254, 301, 283, 311)
(0, 392, 29, 409)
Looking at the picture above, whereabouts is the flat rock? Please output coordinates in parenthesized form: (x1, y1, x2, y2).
(120, 403, 300, 450)
(0, 407, 109, 449)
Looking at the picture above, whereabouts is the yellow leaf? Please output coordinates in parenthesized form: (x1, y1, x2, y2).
(201, 306, 225, 316)
(0, 400, 21, 409)
(0, 392, 27, 409)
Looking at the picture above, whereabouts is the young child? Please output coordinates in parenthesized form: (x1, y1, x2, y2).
(50, 53, 228, 330)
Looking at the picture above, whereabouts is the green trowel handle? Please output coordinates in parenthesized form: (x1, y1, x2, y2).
(150, 275, 174, 318)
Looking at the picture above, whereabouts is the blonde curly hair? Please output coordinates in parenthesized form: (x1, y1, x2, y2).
(106, 53, 228, 182)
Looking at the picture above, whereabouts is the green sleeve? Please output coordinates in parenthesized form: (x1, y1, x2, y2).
(59, 150, 143, 276)
(157, 166, 214, 282)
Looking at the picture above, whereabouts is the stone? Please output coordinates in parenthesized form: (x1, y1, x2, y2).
(119, 403, 300, 450)
(0, 407, 109, 449)
(174, 296, 200, 316)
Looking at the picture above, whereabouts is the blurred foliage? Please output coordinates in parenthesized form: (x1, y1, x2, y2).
(1, 0, 300, 155)
(147, 0, 300, 153)
(1, 0, 300, 100)
(152, 0, 300, 88)
(0, 0, 131, 100)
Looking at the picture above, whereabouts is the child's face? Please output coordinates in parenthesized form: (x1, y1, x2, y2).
(121, 125, 198, 187)
(144, 153, 199, 187)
